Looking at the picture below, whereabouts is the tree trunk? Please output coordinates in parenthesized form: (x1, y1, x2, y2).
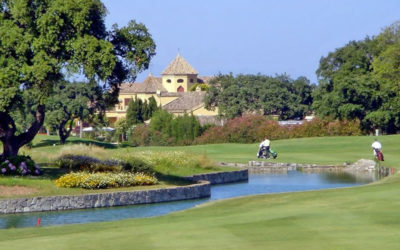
(0, 105, 45, 160)
(2, 137, 19, 159)
(58, 119, 73, 145)
(59, 130, 67, 145)
(79, 120, 83, 138)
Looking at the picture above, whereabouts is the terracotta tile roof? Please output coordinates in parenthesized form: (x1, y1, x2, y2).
(119, 75, 166, 94)
(162, 54, 198, 75)
(162, 92, 206, 112)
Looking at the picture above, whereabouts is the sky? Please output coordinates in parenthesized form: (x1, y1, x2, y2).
(102, 0, 400, 84)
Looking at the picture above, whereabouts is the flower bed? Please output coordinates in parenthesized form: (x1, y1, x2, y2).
(55, 172, 158, 189)
(0, 155, 42, 176)
(55, 154, 154, 174)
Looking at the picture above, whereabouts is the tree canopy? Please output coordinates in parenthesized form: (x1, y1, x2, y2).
(0, 0, 155, 158)
(45, 81, 105, 144)
(313, 21, 400, 133)
(205, 74, 314, 119)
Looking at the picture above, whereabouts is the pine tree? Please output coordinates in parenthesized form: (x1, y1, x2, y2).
(126, 98, 144, 126)
(137, 98, 144, 123)
(142, 100, 149, 121)
(148, 96, 159, 118)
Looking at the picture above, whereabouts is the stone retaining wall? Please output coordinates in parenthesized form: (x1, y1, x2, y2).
(184, 169, 248, 184)
(0, 169, 249, 214)
(246, 161, 344, 173)
(225, 160, 396, 177)
(0, 181, 210, 214)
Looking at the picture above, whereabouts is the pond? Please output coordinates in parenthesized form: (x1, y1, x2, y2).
(0, 170, 381, 229)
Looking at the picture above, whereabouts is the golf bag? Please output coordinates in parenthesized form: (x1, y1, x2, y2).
(258, 146, 278, 159)
(376, 149, 384, 161)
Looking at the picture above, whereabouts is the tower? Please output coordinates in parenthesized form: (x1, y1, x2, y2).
(161, 54, 198, 93)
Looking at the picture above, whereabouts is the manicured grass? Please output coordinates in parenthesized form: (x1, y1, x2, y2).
(114, 135, 400, 167)
(0, 135, 399, 249)
(0, 173, 400, 249)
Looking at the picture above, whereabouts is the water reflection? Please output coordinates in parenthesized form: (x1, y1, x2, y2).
(320, 171, 377, 184)
(0, 170, 384, 229)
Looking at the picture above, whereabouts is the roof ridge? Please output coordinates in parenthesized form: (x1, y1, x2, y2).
(162, 54, 198, 75)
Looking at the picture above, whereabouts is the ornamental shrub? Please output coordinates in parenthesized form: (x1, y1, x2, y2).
(131, 124, 151, 146)
(0, 155, 42, 176)
(195, 115, 362, 144)
(55, 154, 121, 172)
(145, 110, 202, 146)
(55, 172, 158, 189)
(119, 157, 154, 174)
(116, 151, 215, 172)
(56, 154, 154, 174)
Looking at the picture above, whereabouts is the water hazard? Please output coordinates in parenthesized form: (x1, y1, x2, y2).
(0, 170, 381, 229)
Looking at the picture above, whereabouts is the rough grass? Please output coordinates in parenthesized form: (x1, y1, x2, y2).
(20, 142, 111, 163)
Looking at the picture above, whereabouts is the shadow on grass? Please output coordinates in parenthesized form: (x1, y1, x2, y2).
(155, 173, 193, 186)
(40, 167, 69, 180)
(33, 139, 117, 149)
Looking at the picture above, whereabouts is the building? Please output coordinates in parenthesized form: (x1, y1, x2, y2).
(105, 54, 220, 125)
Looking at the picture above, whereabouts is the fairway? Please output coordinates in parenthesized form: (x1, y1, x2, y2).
(114, 135, 400, 167)
(0, 135, 399, 249)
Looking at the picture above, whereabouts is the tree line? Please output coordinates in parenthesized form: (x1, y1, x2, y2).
(205, 21, 400, 134)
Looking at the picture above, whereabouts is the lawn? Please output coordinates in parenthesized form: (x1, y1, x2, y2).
(113, 135, 399, 167)
(0, 135, 399, 249)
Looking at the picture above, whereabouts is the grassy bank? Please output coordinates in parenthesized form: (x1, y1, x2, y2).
(0, 136, 231, 198)
(0, 135, 399, 249)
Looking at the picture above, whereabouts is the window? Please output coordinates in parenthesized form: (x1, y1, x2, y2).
(190, 78, 194, 83)
(177, 79, 184, 83)
(167, 79, 171, 83)
(124, 98, 131, 106)
(177, 86, 184, 92)
(118, 99, 122, 110)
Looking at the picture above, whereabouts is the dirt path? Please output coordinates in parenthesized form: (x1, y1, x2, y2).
(0, 186, 37, 197)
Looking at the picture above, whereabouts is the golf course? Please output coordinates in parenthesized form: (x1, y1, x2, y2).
(0, 135, 399, 249)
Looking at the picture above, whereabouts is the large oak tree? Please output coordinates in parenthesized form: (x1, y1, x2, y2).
(313, 21, 400, 133)
(0, 0, 155, 158)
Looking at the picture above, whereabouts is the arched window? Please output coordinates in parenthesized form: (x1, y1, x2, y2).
(177, 79, 184, 83)
(166, 79, 171, 83)
(177, 86, 184, 92)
